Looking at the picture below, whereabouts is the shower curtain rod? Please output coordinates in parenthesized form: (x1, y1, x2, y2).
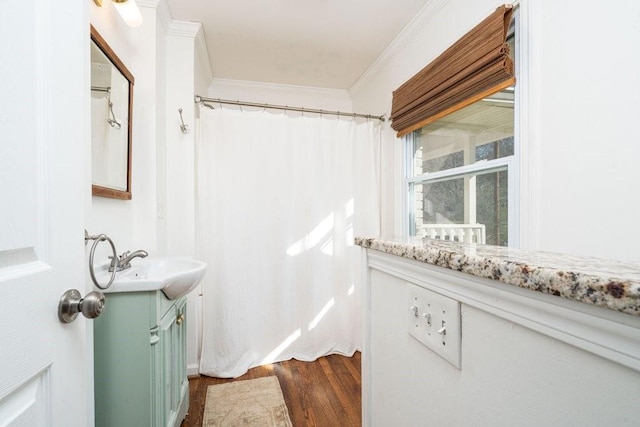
(194, 95, 386, 122)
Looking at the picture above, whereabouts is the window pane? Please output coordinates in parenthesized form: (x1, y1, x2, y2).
(476, 170, 509, 246)
(475, 136, 514, 161)
(411, 169, 508, 246)
(412, 177, 464, 226)
(410, 88, 514, 176)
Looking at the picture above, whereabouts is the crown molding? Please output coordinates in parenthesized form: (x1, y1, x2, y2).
(349, 0, 449, 96)
(149, 0, 212, 84)
(209, 78, 352, 101)
(166, 19, 201, 38)
(136, 0, 160, 7)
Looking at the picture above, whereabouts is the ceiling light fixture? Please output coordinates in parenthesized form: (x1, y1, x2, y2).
(93, 0, 143, 28)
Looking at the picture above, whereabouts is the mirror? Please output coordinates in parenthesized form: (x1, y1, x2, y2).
(90, 25, 134, 200)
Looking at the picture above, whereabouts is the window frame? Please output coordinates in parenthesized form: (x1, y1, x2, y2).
(403, 7, 520, 247)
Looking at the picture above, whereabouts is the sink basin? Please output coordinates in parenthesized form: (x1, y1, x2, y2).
(96, 257, 207, 299)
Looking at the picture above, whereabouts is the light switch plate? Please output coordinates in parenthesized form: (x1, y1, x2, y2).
(407, 282, 461, 369)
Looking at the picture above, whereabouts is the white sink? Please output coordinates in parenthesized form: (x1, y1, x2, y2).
(96, 257, 207, 299)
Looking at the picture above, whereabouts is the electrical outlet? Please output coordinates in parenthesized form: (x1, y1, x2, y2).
(407, 282, 461, 369)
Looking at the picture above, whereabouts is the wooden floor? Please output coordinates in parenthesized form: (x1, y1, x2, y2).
(181, 352, 361, 426)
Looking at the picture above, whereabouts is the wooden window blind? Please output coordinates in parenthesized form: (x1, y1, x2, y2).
(390, 5, 515, 137)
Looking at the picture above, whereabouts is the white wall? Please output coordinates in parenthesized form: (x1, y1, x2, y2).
(89, 2, 159, 255)
(351, 0, 640, 262)
(532, 1, 640, 260)
(164, 23, 198, 259)
(155, 0, 170, 255)
(207, 78, 354, 112)
(363, 266, 640, 427)
(89, 3, 205, 275)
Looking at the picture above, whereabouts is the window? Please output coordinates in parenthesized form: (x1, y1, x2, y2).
(405, 14, 517, 247)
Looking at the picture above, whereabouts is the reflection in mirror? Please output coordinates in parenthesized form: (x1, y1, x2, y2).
(90, 25, 134, 199)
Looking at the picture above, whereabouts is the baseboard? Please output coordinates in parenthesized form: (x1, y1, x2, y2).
(187, 363, 199, 377)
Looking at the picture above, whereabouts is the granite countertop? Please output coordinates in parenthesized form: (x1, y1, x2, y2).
(355, 236, 640, 317)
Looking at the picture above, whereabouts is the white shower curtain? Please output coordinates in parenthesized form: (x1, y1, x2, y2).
(196, 106, 380, 378)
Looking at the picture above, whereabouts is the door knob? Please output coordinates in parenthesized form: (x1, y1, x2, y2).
(58, 289, 106, 323)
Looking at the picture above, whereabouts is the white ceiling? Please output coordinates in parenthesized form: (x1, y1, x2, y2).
(165, 0, 430, 90)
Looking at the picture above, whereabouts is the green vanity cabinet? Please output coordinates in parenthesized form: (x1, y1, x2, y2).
(94, 291, 189, 427)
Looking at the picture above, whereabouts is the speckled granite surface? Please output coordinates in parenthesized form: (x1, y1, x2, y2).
(355, 236, 640, 317)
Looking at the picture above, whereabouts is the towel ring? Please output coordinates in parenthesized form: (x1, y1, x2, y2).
(85, 231, 117, 290)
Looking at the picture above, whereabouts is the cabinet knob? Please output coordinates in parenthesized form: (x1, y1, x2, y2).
(176, 314, 184, 325)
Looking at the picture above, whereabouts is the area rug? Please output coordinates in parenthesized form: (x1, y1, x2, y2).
(202, 376, 293, 426)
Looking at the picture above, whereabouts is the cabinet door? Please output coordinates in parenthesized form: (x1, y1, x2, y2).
(176, 299, 189, 417)
(159, 304, 177, 427)
(94, 293, 155, 427)
(159, 298, 188, 427)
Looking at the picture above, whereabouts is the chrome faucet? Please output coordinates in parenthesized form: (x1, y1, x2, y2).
(109, 249, 149, 272)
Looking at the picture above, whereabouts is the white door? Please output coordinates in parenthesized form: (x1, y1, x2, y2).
(0, 1, 92, 426)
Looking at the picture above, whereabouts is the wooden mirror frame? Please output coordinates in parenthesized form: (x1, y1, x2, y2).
(90, 25, 134, 200)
